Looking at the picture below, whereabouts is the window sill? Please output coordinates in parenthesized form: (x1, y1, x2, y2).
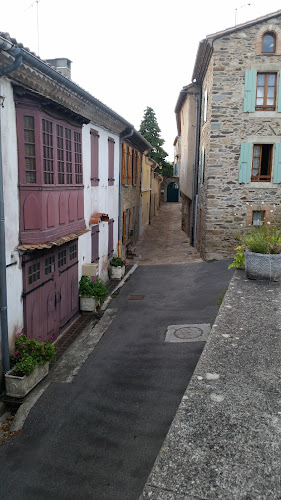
(244, 182, 276, 188)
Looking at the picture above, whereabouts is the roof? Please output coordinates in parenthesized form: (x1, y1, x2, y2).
(0, 32, 151, 152)
(17, 228, 89, 252)
(174, 84, 199, 114)
(192, 9, 281, 82)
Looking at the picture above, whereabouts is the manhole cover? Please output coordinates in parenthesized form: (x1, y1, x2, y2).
(128, 295, 144, 301)
(174, 326, 203, 339)
(165, 324, 211, 343)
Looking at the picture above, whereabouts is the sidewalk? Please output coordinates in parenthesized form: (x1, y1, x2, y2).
(140, 270, 281, 499)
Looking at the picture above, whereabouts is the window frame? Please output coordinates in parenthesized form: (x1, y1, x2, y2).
(255, 72, 277, 111)
(262, 32, 276, 53)
(251, 144, 273, 182)
(17, 106, 83, 187)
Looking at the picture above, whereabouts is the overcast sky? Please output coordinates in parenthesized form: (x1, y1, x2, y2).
(2, 0, 281, 160)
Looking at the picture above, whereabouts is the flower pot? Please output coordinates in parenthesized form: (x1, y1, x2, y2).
(109, 265, 125, 280)
(5, 363, 49, 399)
(245, 251, 281, 281)
(79, 296, 96, 312)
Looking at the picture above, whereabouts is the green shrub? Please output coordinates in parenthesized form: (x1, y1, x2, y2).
(245, 226, 281, 254)
(10, 333, 55, 377)
(110, 256, 125, 267)
(92, 279, 108, 304)
(79, 276, 95, 297)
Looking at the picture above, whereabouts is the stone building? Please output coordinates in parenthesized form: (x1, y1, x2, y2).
(177, 9, 281, 260)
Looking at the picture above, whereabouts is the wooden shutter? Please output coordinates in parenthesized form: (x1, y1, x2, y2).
(127, 147, 132, 184)
(239, 142, 252, 183)
(108, 219, 114, 258)
(91, 225, 99, 263)
(277, 71, 281, 112)
(133, 150, 138, 185)
(137, 152, 141, 184)
(129, 208, 132, 237)
(273, 143, 281, 183)
(122, 211, 127, 244)
(108, 138, 115, 186)
(244, 70, 257, 112)
(90, 129, 99, 186)
(122, 143, 127, 185)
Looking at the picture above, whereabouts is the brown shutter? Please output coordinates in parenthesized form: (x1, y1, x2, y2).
(108, 137, 115, 186)
(90, 129, 99, 186)
(127, 147, 132, 184)
(122, 143, 127, 185)
(129, 208, 132, 236)
(137, 152, 141, 183)
(122, 210, 127, 244)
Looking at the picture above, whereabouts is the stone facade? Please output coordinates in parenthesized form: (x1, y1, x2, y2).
(190, 12, 281, 260)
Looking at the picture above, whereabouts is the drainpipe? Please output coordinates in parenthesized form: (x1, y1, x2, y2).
(192, 83, 202, 247)
(118, 128, 134, 257)
(0, 84, 10, 377)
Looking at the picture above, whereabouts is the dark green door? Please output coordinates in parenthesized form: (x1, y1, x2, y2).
(167, 182, 179, 202)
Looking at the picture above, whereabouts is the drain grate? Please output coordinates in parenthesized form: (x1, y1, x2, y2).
(165, 324, 211, 343)
(128, 295, 144, 301)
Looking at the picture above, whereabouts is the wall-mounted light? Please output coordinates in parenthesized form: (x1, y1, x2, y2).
(0, 96, 5, 108)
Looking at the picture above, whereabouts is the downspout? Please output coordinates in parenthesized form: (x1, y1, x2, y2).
(192, 83, 202, 247)
(118, 128, 134, 257)
(0, 45, 24, 381)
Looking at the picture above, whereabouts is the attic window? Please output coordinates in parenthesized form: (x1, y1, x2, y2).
(262, 32, 276, 53)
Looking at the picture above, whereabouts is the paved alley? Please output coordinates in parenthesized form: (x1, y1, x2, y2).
(130, 202, 202, 265)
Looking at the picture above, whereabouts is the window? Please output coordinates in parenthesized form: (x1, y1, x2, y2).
(239, 142, 281, 183)
(44, 255, 55, 275)
(256, 73, 276, 111)
(252, 144, 272, 181)
(24, 116, 36, 183)
(262, 32, 276, 53)
(200, 147, 205, 184)
(19, 107, 83, 186)
(69, 243, 77, 261)
(58, 249, 67, 268)
(252, 211, 265, 226)
(28, 262, 40, 284)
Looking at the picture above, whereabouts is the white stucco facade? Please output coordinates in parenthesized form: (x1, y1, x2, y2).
(80, 123, 120, 282)
(1, 78, 24, 347)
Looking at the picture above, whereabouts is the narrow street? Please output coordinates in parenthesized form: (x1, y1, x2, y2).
(0, 203, 232, 500)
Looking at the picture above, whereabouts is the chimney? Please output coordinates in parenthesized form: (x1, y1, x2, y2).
(45, 58, 72, 79)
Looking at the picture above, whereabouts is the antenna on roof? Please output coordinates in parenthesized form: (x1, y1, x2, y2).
(25, 0, 40, 55)
(235, 2, 251, 26)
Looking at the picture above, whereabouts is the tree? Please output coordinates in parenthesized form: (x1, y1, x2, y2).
(139, 107, 173, 176)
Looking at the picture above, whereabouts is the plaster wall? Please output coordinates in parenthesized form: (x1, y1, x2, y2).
(140, 156, 152, 235)
(81, 124, 119, 282)
(199, 17, 281, 260)
(179, 90, 198, 201)
(1, 79, 24, 350)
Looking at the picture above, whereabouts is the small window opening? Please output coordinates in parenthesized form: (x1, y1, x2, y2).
(252, 211, 265, 226)
(252, 144, 272, 182)
(262, 32, 276, 53)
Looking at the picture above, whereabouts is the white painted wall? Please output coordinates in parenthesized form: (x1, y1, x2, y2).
(80, 123, 120, 282)
(179, 88, 198, 201)
(1, 79, 24, 347)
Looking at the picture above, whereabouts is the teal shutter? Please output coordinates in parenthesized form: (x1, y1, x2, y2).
(277, 71, 281, 112)
(273, 143, 281, 183)
(239, 143, 252, 183)
(244, 70, 257, 112)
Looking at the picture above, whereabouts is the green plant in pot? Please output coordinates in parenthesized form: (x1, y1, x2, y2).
(5, 333, 55, 398)
(229, 225, 281, 280)
(79, 276, 108, 310)
(109, 255, 126, 280)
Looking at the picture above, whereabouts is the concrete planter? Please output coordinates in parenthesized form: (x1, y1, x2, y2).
(79, 296, 96, 312)
(109, 266, 125, 280)
(5, 363, 49, 398)
(245, 251, 281, 281)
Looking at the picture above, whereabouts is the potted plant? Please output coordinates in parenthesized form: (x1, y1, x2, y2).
(79, 276, 109, 311)
(108, 256, 126, 280)
(229, 225, 281, 281)
(79, 276, 96, 312)
(5, 333, 55, 398)
(92, 279, 108, 306)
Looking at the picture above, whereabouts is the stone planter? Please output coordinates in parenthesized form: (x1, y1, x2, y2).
(79, 296, 96, 312)
(5, 363, 49, 399)
(109, 265, 125, 280)
(245, 251, 281, 281)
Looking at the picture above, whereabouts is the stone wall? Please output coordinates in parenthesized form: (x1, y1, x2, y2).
(198, 16, 281, 260)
